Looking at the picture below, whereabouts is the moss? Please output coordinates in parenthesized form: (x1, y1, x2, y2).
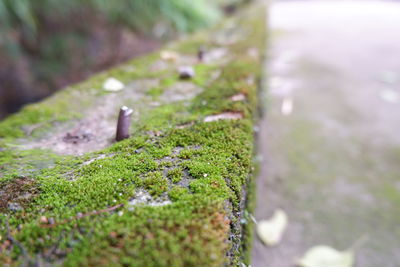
(192, 64, 219, 86)
(133, 104, 188, 132)
(68, 200, 230, 267)
(146, 87, 165, 99)
(0, 50, 164, 141)
(0, 4, 266, 267)
(143, 171, 169, 196)
(145, 76, 179, 100)
(0, 99, 78, 139)
(160, 76, 178, 88)
(178, 148, 199, 159)
(173, 37, 208, 54)
(168, 168, 183, 183)
(168, 186, 189, 201)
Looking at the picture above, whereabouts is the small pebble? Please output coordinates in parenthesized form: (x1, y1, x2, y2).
(40, 216, 48, 224)
(103, 77, 125, 92)
(179, 66, 195, 79)
(48, 218, 55, 225)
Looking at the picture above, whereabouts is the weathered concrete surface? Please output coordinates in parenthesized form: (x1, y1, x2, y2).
(252, 1, 400, 266)
(0, 5, 266, 266)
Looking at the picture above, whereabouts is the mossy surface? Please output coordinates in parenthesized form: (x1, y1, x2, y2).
(0, 4, 266, 266)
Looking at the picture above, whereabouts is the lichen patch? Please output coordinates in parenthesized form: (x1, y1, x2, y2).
(128, 189, 172, 210)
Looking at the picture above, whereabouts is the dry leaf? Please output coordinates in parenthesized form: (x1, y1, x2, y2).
(281, 97, 293, 115)
(256, 209, 288, 246)
(297, 246, 354, 267)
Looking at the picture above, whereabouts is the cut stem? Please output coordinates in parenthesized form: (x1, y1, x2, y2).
(198, 46, 205, 62)
(116, 106, 133, 141)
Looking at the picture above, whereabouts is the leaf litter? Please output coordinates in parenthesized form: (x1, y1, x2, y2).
(256, 209, 288, 246)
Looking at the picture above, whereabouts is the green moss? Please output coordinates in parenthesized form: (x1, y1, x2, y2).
(168, 186, 189, 201)
(133, 104, 187, 132)
(168, 168, 183, 183)
(146, 87, 165, 99)
(192, 64, 218, 86)
(0, 4, 266, 267)
(143, 171, 169, 196)
(0, 99, 78, 139)
(178, 148, 200, 159)
(160, 76, 178, 88)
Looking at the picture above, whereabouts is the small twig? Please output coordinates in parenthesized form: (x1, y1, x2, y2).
(40, 204, 124, 229)
(116, 106, 133, 142)
(198, 46, 205, 62)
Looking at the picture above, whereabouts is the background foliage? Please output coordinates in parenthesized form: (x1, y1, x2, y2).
(0, 0, 222, 54)
(0, 0, 244, 118)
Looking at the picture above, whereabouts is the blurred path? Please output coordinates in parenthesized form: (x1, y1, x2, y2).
(252, 1, 400, 266)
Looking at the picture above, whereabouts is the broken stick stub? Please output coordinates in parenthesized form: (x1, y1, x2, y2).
(116, 106, 133, 142)
(198, 46, 206, 62)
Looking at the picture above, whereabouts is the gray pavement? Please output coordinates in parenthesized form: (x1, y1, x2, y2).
(252, 1, 400, 266)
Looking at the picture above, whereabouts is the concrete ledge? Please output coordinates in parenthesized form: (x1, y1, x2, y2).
(0, 4, 266, 266)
